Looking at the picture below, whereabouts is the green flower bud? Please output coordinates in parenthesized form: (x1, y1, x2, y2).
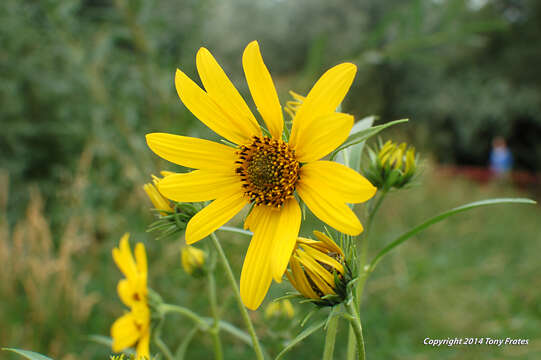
(365, 140, 418, 190)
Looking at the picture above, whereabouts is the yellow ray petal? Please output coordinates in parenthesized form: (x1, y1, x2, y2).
(112, 234, 138, 281)
(146, 133, 237, 171)
(269, 199, 301, 282)
(299, 161, 377, 203)
(288, 256, 319, 299)
(242, 41, 284, 139)
(185, 191, 248, 244)
(175, 69, 255, 144)
(296, 251, 336, 288)
(304, 266, 336, 295)
(292, 112, 353, 162)
(111, 313, 139, 352)
(117, 279, 135, 308)
(300, 244, 344, 274)
(158, 170, 242, 202)
(289, 63, 357, 146)
(134, 243, 147, 286)
(240, 224, 274, 310)
(135, 329, 150, 360)
(196, 47, 261, 138)
(296, 179, 363, 235)
(313, 231, 344, 256)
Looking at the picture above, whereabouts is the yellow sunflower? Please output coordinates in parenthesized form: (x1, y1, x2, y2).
(146, 41, 376, 310)
(111, 234, 151, 359)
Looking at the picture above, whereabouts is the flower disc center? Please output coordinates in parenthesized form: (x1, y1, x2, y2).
(236, 136, 299, 208)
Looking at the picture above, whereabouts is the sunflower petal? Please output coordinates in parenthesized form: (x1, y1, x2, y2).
(146, 133, 237, 171)
(175, 69, 255, 144)
(196, 47, 261, 138)
(158, 170, 242, 202)
(292, 112, 353, 162)
(135, 329, 151, 360)
(240, 226, 273, 310)
(112, 234, 138, 281)
(185, 191, 248, 244)
(269, 199, 301, 282)
(299, 161, 376, 203)
(243, 41, 283, 139)
(111, 313, 139, 352)
(297, 179, 363, 235)
(290, 63, 357, 146)
(117, 279, 135, 307)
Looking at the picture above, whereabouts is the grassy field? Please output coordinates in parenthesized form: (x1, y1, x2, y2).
(1, 163, 539, 360)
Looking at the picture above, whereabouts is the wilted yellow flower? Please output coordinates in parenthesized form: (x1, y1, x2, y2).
(111, 234, 150, 359)
(264, 299, 295, 319)
(286, 231, 350, 306)
(365, 140, 417, 189)
(143, 174, 173, 214)
(180, 245, 206, 276)
(146, 41, 376, 310)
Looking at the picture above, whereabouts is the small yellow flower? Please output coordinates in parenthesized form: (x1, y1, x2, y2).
(143, 175, 174, 214)
(146, 41, 376, 310)
(264, 299, 295, 319)
(111, 234, 150, 359)
(286, 231, 349, 305)
(180, 245, 206, 276)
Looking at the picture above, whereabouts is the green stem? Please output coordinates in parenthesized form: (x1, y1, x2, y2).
(159, 303, 208, 330)
(210, 232, 265, 360)
(348, 190, 387, 360)
(208, 265, 224, 360)
(346, 302, 366, 360)
(154, 318, 174, 360)
(322, 316, 339, 360)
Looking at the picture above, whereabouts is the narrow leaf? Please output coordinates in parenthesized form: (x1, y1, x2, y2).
(369, 198, 537, 271)
(2, 348, 53, 360)
(275, 320, 326, 360)
(331, 118, 408, 158)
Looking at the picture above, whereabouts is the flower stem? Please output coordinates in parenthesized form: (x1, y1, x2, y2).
(154, 317, 175, 360)
(209, 232, 265, 360)
(322, 315, 339, 360)
(159, 303, 209, 330)
(346, 301, 366, 360)
(208, 261, 224, 360)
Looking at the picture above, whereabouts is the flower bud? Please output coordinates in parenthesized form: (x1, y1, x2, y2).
(365, 140, 417, 190)
(181, 245, 206, 277)
(286, 231, 352, 306)
(143, 174, 173, 214)
(264, 299, 295, 320)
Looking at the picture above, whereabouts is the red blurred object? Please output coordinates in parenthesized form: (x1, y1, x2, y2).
(437, 165, 539, 188)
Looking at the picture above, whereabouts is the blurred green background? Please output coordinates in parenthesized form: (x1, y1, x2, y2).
(1, 0, 540, 359)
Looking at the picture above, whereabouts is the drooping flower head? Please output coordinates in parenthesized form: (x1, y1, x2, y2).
(286, 231, 352, 306)
(146, 41, 376, 310)
(111, 234, 151, 359)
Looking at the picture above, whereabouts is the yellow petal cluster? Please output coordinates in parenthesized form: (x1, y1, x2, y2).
(111, 234, 151, 359)
(286, 231, 345, 300)
(264, 299, 295, 319)
(180, 245, 206, 276)
(146, 41, 376, 310)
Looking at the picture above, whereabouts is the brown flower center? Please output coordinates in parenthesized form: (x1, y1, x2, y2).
(236, 136, 300, 208)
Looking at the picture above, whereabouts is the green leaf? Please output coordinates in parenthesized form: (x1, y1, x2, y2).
(2, 348, 54, 360)
(275, 320, 326, 360)
(369, 198, 537, 271)
(330, 118, 408, 160)
(335, 116, 376, 170)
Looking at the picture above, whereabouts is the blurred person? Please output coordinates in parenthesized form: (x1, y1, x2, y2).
(489, 136, 513, 178)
